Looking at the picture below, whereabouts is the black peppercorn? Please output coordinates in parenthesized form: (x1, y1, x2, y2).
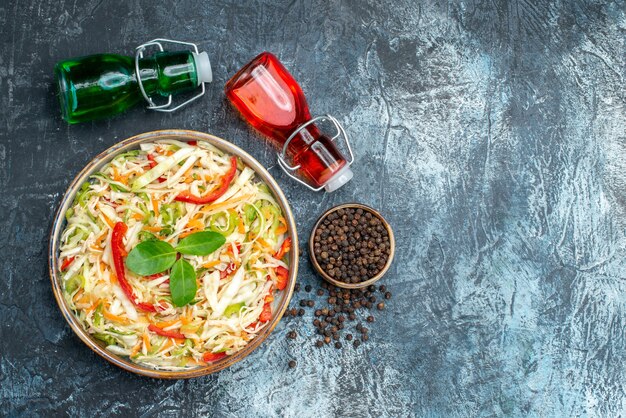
(288, 360, 296, 368)
(312, 206, 391, 285)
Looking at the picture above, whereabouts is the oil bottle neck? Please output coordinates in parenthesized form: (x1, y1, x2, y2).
(137, 51, 201, 98)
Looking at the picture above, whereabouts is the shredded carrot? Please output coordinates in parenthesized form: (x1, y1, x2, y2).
(111, 166, 129, 185)
(151, 195, 160, 218)
(109, 272, 118, 285)
(94, 231, 108, 248)
(160, 339, 174, 351)
(102, 308, 130, 324)
(100, 211, 115, 229)
(264, 293, 274, 304)
(276, 225, 288, 235)
(186, 218, 204, 230)
(89, 245, 103, 252)
(142, 332, 151, 352)
(202, 260, 221, 269)
(132, 213, 144, 221)
(85, 299, 101, 314)
(181, 310, 193, 325)
(130, 343, 141, 357)
(237, 215, 246, 233)
(153, 319, 181, 329)
(143, 225, 162, 232)
(256, 238, 274, 251)
(77, 294, 93, 305)
(200, 194, 254, 214)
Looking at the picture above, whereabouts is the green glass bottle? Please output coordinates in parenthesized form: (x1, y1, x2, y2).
(54, 42, 212, 124)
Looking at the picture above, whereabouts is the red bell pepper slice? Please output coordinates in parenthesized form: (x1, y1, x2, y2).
(175, 156, 237, 204)
(111, 222, 159, 313)
(274, 237, 291, 260)
(203, 351, 227, 363)
(188, 140, 198, 146)
(275, 266, 289, 291)
(220, 262, 237, 279)
(145, 272, 166, 280)
(259, 302, 272, 322)
(146, 154, 165, 183)
(148, 324, 186, 340)
(60, 256, 75, 271)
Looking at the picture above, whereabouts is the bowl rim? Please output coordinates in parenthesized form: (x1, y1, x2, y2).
(308, 203, 394, 289)
(48, 129, 299, 379)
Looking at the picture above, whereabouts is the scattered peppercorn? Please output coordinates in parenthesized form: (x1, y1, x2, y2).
(284, 268, 393, 357)
(288, 360, 296, 368)
(294, 283, 301, 292)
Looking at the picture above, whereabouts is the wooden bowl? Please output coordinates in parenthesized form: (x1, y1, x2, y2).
(308, 203, 394, 289)
(48, 130, 298, 379)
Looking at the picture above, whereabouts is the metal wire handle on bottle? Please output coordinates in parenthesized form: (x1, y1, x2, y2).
(134, 38, 206, 113)
(277, 115, 354, 191)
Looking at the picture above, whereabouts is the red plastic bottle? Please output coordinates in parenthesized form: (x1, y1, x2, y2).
(225, 52, 353, 191)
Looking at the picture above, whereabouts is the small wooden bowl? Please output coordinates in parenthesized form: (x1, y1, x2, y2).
(308, 203, 395, 289)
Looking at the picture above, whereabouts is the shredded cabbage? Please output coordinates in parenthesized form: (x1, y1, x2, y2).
(58, 140, 291, 370)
